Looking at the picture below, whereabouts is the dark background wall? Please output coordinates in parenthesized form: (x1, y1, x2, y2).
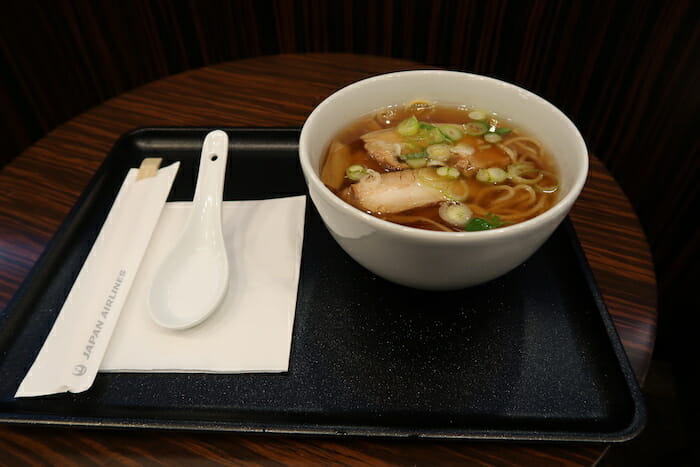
(1, 0, 698, 425)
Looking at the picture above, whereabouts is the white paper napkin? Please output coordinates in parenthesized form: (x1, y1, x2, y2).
(100, 196, 306, 373)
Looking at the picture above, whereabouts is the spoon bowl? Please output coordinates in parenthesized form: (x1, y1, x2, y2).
(149, 130, 230, 330)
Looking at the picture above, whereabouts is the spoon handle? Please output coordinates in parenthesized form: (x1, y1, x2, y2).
(193, 130, 229, 222)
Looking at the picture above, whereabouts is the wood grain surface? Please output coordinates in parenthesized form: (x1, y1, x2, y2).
(0, 54, 656, 466)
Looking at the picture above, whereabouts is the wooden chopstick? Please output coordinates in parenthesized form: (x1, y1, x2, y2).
(136, 157, 163, 181)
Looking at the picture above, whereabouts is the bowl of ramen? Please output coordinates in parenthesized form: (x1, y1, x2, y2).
(299, 70, 588, 290)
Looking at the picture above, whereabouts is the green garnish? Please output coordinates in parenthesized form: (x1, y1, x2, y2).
(400, 151, 427, 160)
(402, 141, 421, 153)
(465, 214, 505, 231)
(406, 158, 427, 168)
(476, 167, 508, 183)
(463, 121, 489, 136)
(436, 166, 460, 179)
(427, 127, 445, 144)
(484, 132, 502, 143)
(345, 164, 368, 181)
(400, 150, 428, 168)
(437, 124, 464, 141)
(397, 116, 419, 136)
(495, 127, 512, 135)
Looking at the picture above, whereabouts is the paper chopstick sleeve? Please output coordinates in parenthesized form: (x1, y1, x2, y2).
(15, 162, 180, 397)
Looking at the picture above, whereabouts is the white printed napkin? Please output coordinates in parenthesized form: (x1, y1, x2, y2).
(101, 196, 306, 372)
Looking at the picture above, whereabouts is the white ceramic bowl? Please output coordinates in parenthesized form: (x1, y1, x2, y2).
(299, 70, 588, 290)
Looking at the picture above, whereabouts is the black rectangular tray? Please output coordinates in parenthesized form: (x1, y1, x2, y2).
(0, 128, 645, 442)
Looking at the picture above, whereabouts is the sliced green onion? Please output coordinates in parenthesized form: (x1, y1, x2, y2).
(397, 116, 419, 136)
(436, 166, 460, 179)
(439, 202, 473, 227)
(476, 167, 508, 183)
(463, 121, 489, 136)
(402, 141, 421, 153)
(465, 214, 505, 231)
(427, 127, 446, 143)
(401, 150, 427, 160)
(437, 124, 463, 141)
(426, 144, 451, 162)
(484, 132, 502, 143)
(468, 110, 486, 120)
(400, 150, 429, 168)
(345, 164, 368, 181)
(419, 122, 436, 130)
(435, 166, 459, 178)
(495, 127, 512, 135)
(406, 158, 427, 168)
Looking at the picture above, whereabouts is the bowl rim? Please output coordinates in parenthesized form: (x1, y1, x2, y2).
(299, 70, 589, 243)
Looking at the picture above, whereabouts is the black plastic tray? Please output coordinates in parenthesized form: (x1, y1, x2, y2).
(0, 128, 645, 441)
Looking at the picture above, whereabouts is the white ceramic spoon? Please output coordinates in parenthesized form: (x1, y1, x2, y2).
(149, 130, 229, 330)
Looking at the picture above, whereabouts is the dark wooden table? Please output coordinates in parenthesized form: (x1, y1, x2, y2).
(0, 54, 657, 465)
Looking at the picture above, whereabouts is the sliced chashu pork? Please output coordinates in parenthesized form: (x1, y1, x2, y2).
(342, 169, 445, 214)
(360, 128, 408, 170)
